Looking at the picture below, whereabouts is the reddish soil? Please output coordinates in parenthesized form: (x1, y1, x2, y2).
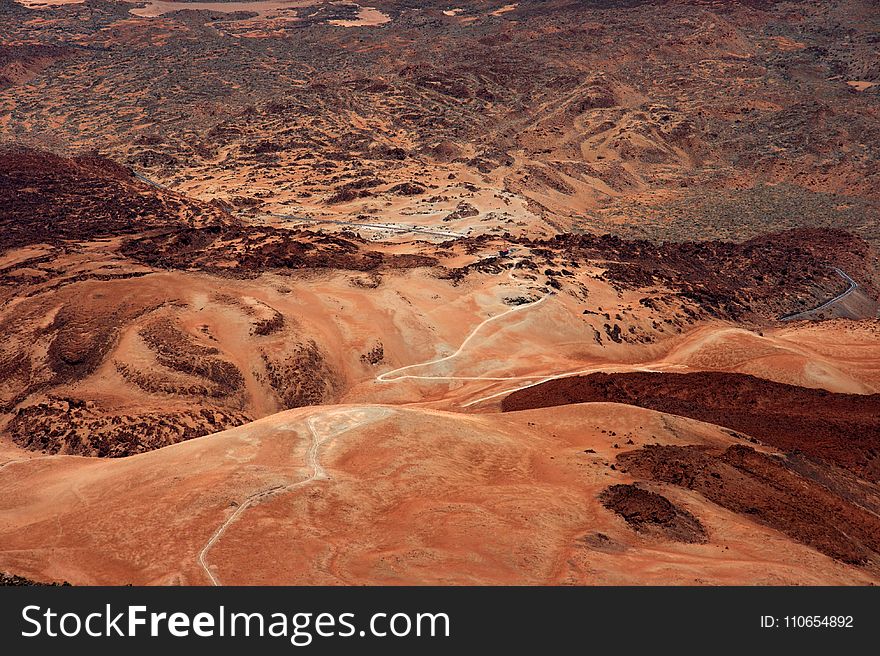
(619, 444, 880, 567)
(2, 0, 879, 586)
(502, 371, 880, 481)
(138, 317, 246, 396)
(0, 289, 167, 411)
(5, 403, 876, 586)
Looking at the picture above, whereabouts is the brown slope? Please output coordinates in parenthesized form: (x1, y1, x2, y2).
(0, 147, 231, 251)
(0, 43, 73, 90)
(618, 444, 880, 567)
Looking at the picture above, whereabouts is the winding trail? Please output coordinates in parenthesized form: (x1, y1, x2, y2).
(376, 294, 552, 383)
(197, 409, 386, 585)
(780, 268, 858, 322)
(197, 416, 328, 586)
(372, 291, 691, 407)
(374, 266, 865, 406)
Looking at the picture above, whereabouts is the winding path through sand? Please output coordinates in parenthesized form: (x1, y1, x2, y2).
(373, 291, 693, 406)
(197, 415, 331, 585)
(197, 408, 387, 585)
(376, 294, 552, 383)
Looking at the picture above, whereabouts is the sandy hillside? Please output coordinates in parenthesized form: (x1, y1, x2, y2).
(2, 402, 877, 586)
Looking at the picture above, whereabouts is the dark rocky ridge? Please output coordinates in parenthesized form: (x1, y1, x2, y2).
(0, 148, 231, 251)
(0, 572, 69, 586)
(8, 398, 252, 458)
(502, 371, 880, 482)
(0, 43, 74, 90)
(452, 229, 880, 322)
(121, 225, 438, 275)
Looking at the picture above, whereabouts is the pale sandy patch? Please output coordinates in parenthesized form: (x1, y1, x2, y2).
(13, 0, 83, 8)
(767, 35, 806, 51)
(328, 5, 390, 28)
(490, 3, 518, 16)
(129, 0, 316, 19)
(847, 80, 877, 91)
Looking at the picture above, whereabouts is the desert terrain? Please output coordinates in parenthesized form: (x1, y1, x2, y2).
(1, 0, 879, 586)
